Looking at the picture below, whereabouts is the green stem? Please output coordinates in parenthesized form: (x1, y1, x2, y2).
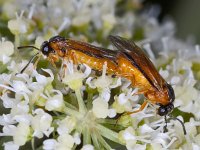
(96, 131, 112, 150)
(75, 89, 87, 114)
(83, 127, 91, 145)
(62, 107, 81, 118)
(14, 34, 20, 58)
(31, 138, 35, 150)
(96, 124, 120, 144)
(64, 101, 78, 110)
(91, 131, 101, 149)
(86, 93, 93, 109)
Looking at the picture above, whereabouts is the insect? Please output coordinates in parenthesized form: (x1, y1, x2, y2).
(18, 35, 186, 134)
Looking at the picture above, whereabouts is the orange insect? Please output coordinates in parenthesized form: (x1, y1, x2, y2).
(18, 35, 186, 134)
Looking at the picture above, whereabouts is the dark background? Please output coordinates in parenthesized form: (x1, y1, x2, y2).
(143, 0, 200, 44)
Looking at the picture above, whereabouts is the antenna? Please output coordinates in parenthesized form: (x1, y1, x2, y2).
(164, 115, 187, 135)
(17, 46, 40, 74)
(18, 45, 40, 51)
(19, 52, 40, 74)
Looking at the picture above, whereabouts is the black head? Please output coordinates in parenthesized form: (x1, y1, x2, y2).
(157, 103, 174, 116)
(40, 41, 54, 56)
(41, 36, 65, 56)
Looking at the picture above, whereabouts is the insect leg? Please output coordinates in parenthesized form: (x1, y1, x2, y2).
(70, 51, 79, 65)
(126, 101, 148, 115)
(115, 101, 148, 126)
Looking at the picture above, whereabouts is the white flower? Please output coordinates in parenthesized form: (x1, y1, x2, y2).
(0, 93, 19, 109)
(10, 101, 29, 118)
(0, 73, 11, 87)
(13, 122, 30, 146)
(86, 62, 121, 102)
(139, 124, 154, 134)
(56, 133, 75, 150)
(73, 132, 81, 145)
(7, 60, 34, 74)
(118, 88, 139, 105)
(0, 125, 16, 136)
(43, 134, 75, 150)
(0, 114, 16, 126)
(32, 69, 54, 86)
(31, 109, 53, 138)
(108, 108, 117, 118)
(12, 80, 32, 94)
(62, 61, 91, 90)
(81, 144, 94, 150)
(45, 90, 64, 111)
(119, 127, 150, 149)
(92, 97, 109, 118)
(43, 139, 57, 150)
(57, 116, 77, 135)
(174, 78, 198, 113)
(4, 141, 19, 150)
(8, 12, 28, 35)
(0, 38, 14, 64)
(112, 88, 139, 114)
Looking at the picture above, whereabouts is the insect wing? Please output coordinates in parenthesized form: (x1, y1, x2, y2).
(109, 35, 165, 91)
(67, 39, 117, 62)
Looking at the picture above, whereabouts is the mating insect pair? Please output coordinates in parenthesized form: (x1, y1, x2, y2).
(18, 35, 186, 134)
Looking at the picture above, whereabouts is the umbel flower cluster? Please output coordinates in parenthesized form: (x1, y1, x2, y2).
(0, 0, 200, 150)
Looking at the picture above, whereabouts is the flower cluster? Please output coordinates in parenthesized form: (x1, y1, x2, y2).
(0, 0, 200, 150)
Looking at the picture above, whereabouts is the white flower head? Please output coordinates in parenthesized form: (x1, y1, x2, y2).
(81, 144, 94, 150)
(33, 68, 54, 86)
(10, 101, 30, 124)
(0, 114, 16, 126)
(86, 62, 121, 102)
(7, 60, 34, 74)
(112, 88, 140, 114)
(73, 132, 81, 145)
(43, 139, 57, 150)
(13, 122, 30, 146)
(0, 92, 19, 109)
(56, 133, 75, 150)
(31, 108, 53, 138)
(0, 38, 14, 64)
(0, 125, 16, 137)
(92, 97, 109, 118)
(57, 116, 77, 135)
(8, 11, 28, 35)
(62, 60, 91, 90)
(4, 141, 19, 150)
(45, 90, 64, 111)
(12, 80, 32, 94)
(119, 127, 150, 149)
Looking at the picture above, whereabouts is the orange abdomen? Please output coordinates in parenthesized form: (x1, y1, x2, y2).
(116, 54, 152, 90)
(67, 50, 118, 74)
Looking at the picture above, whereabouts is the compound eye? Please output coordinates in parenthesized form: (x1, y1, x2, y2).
(167, 103, 174, 113)
(41, 41, 50, 56)
(158, 106, 167, 116)
(43, 46, 49, 55)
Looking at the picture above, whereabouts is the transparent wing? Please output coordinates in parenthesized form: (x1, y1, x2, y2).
(109, 35, 165, 90)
